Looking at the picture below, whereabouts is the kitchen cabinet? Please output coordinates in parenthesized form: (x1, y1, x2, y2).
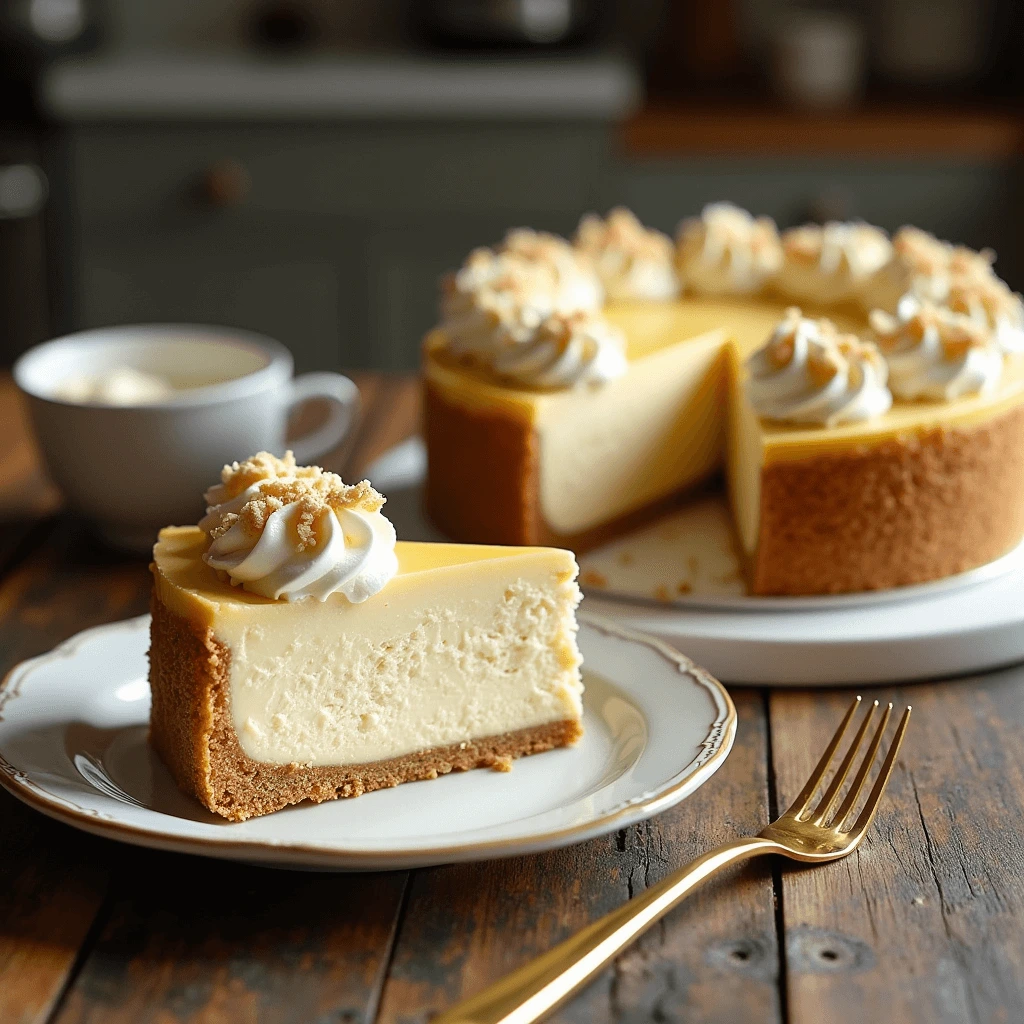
(52, 116, 1024, 372)
(61, 122, 615, 371)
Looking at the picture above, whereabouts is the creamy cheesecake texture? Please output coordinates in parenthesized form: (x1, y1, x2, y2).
(425, 212, 1024, 595)
(153, 527, 582, 769)
(427, 299, 803, 546)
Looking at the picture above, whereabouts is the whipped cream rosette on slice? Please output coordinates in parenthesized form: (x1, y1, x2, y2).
(492, 310, 628, 389)
(777, 221, 892, 306)
(870, 295, 1004, 401)
(199, 451, 398, 603)
(574, 207, 680, 301)
(746, 308, 892, 426)
(676, 202, 782, 297)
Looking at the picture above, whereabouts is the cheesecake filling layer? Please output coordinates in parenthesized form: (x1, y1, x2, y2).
(154, 530, 583, 768)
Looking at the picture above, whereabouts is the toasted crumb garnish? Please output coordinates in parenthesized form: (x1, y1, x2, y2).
(872, 301, 992, 362)
(204, 451, 384, 550)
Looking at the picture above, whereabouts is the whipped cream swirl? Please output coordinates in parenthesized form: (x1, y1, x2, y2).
(199, 452, 397, 603)
(777, 221, 892, 305)
(501, 228, 604, 313)
(439, 231, 604, 365)
(492, 312, 627, 389)
(947, 277, 1024, 355)
(870, 295, 1004, 401)
(746, 309, 892, 426)
(440, 250, 549, 359)
(861, 227, 997, 314)
(676, 202, 782, 296)
(574, 208, 679, 301)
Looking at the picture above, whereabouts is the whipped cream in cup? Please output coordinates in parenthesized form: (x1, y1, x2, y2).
(676, 202, 782, 297)
(746, 307, 892, 426)
(51, 366, 177, 405)
(13, 325, 360, 552)
(574, 207, 680, 301)
(777, 221, 892, 306)
(491, 311, 628, 390)
(870, 295, 1004, 401)
(201, 451, 397, 603)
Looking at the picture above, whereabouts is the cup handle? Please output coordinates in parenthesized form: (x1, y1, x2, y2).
(285, 372, 360, 466)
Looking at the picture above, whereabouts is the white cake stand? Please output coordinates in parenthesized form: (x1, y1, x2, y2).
(366, 438, 1024, 687)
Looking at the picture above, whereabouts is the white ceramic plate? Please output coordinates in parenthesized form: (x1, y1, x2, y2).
(0, 613, 735, 870)
(366, 437, 1024, 613)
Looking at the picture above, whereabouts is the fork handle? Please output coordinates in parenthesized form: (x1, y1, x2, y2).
(432, 836, 780, 1024)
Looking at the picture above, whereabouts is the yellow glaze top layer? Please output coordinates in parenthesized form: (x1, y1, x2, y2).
(425, 295, 1024, 463)
(152, 526, 577, 629)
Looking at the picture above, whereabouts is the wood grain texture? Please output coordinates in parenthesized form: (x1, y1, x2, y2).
(377, 690, 781, 1024)
(0, 522, 152, 1024)
(344, 374, 421, 478)
(51, 855, 408, 1024)
(0, 792, 111, 1024)
(770, 681, 1024, 1024)
(621, 104, 1024, 159)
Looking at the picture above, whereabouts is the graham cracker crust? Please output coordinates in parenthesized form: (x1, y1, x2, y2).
(752, 403, 1024, 595)
(423, 379, 710, 553)
(148, 594, 581, 822)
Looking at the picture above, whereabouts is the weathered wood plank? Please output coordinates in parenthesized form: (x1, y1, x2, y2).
(771, 678, 1024, 1024)
(0, 791, 112, 1024)
(0, 521, 152, 1024)
(344, 376, 421, 478)
(0, 372, 61, 522)
(51, 854, 408, 1024)
(377, 690, 782, 1024)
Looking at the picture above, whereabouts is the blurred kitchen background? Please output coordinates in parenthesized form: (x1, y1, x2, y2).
(1, 0, 1023, 371)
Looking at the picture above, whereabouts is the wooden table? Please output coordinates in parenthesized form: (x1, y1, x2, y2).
(3, 371, 1024, 1024)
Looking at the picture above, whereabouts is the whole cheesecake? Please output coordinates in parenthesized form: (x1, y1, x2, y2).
(149, 453, 583, 821)
(424, 208, 1024, 595)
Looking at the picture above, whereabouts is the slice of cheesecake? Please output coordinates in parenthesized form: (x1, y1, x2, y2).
(149, 455, 583, 822)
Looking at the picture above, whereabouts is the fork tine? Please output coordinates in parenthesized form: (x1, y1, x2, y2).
(833, 702, 893, 830)
(811, 699, 880, 824)
(850, 705, 912, 836)
(785, 695, 861, 819)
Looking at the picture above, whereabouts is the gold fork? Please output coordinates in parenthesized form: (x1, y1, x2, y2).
(433, 695, 911, 1024)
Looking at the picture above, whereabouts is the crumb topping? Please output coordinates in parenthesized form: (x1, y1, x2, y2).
(871, 301, 992, 362)
(769, 307, 885, 383)
(892, 226, 995, 284)
(679, 203, 781, 261)
(501, 227, 580, 265)
(575, 207, 674, 263)
(205, 451, 384, 550)
(947, 275, 1022, 324)
(783, 222, 890, 265)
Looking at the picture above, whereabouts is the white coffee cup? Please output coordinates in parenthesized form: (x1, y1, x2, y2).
(14, 324, 360, 551)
